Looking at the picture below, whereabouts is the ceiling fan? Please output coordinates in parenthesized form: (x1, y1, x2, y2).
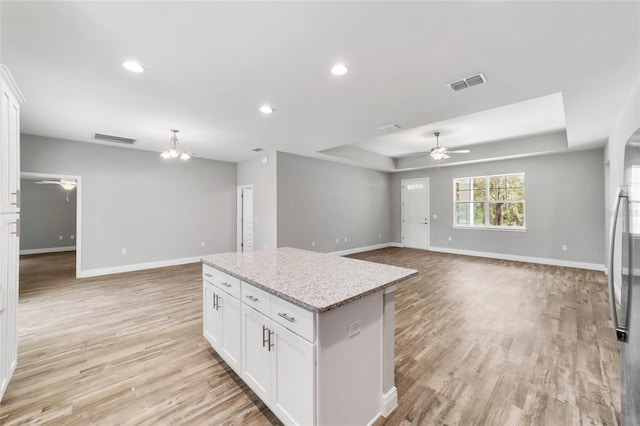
(36, 179, 77, 190)
(427, 132, 470, 160)
(36, 179, 77, 201)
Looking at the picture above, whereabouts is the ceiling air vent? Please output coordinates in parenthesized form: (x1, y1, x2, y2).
(93, 133, 137, 145)
(377, 124, 401, 133)
(448, 73, 487, 92)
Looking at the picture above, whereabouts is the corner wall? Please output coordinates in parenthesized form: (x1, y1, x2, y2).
(277, 152, 391, 253)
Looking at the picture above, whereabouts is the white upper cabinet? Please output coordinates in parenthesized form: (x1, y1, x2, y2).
(0, 66, 24, 214)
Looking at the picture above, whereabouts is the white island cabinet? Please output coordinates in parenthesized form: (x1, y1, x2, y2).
(202, 247, 417, 426)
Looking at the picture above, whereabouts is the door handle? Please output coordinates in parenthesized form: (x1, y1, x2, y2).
(268, 330, 274, 352)
(608, 186, 630, 342)
(10, 218, 20, 237)
(262, 325, 269, 348)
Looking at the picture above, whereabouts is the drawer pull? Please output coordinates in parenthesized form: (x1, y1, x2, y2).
(278, 312, 295, 323)
(268, 330, 274, 351)
(220, 282, 231, 288)
(245, 295, 259, 303)
(204, 273, 213, 277)
(10, 189, 20, 208)
(262, 325, 269, 347)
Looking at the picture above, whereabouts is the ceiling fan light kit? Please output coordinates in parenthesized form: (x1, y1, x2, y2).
(429, 132, 470, 160)
(36, 179, 78, 201)
(161, 129, 191, 160)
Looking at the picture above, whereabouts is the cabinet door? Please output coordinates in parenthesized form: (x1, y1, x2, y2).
(5, 215, 18, 375)
(220, 292, 241, 374)
(1, 83, 20, 214)
(203, 283, 221, 350)
(241, 304, 270, 402)
(270, 321, 315, 426)
(0, 310, 7, 401)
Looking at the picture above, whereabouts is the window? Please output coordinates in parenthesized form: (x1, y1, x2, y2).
(454, 173, 525, 229)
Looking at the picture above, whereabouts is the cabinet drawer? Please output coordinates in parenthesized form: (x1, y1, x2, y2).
(241, 282, 271, 317)
(203, 265, 240, 299)
(271, 295, 315, 343)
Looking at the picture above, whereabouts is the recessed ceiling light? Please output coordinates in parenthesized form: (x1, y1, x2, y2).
(331, 64, 348, 76)
(122, 61, 145, 73)
(260, 105, 275, 114)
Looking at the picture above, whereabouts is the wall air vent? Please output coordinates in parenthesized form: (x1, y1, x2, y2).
(93, 133, 137, 145)
(448, 72, 487, 92)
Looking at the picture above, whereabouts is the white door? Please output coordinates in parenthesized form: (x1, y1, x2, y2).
(237, 186, 254, 252)
(241, 304, 270, 402)
(220, 292, 242, 374)
(270, 321, 314, 426)
(402, 178, 430, 249)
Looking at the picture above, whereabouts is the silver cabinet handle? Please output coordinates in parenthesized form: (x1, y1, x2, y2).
(268, 330, 274, 351)
(278, 312, 295, 323)
(245, 295, 259, 302)
(204, 273, 213, 277)
(262, 325, 269, 347)
(608, 186, 630, 342)
(10, 218, 20, 237)
(10, 189, 20, 208)
(212, 293, 217, 310)
(220, 282, 231, 288)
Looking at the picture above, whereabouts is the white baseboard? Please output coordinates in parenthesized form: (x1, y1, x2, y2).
(380, 386, 398, 417)
(389, 242, 403, 248)
(78, 256, 203, 278)
(429, 246, 606, 272)
(330, 243, 391, 257)
(20, 246, 76, 255)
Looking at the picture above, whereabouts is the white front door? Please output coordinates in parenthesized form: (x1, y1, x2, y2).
(237, 185, 254, 252)
(402, 178, 430, 250)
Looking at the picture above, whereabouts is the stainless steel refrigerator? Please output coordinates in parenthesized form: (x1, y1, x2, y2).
(609, 131, 640, 426)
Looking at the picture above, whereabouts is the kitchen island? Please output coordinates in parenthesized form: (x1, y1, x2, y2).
(201, 247, 417, 426)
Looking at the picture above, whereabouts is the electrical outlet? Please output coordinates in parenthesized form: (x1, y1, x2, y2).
(262, 156, 269, 164)
(378, 233, 382, 238)
(344, 237, 347, 243)
(336, 238, 339, 244)
(433, 214, 438, 219)
(347, 320, 361, 338)
(121, 248, 127, 255)
(70, 235, 75, 240)
(562, 245, 568, 251)
(448, 236, 452, 241)
(201, 241, 206, 247)
(58, 235, 63, 240)
(264, 244, 268, 250)
(312, 241, 316, 247)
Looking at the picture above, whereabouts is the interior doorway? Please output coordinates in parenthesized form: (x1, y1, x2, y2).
(401, 178, 430, 250)
(20, 172, 82, 277)
(237, 185, 253, 252)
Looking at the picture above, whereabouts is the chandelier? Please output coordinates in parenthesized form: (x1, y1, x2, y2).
(161, 129, 190, 160)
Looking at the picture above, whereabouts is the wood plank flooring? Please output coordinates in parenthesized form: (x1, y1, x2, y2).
(0, 248, 619, 425)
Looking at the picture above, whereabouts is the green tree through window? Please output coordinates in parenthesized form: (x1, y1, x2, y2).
(454, 173, 525, 228)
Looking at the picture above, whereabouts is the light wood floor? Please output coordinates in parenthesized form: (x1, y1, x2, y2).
(0, 248, 619, 425)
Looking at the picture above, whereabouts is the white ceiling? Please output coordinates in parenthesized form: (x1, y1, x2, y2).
(1, 1, 638, 171)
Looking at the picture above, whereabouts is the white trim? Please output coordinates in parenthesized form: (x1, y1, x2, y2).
(237, 184, 253, 252)
(429, 246, 605, 272)
(1, 65, 26, 103)
(452, 225, 527, 232)
(77, 255, 202, 278)
(389, 242, 403, 248)
(380, 386, 398, 417)
(329, 243, 391, 257)
(20, 246, 76, 255)
(21, 171, 83, 278)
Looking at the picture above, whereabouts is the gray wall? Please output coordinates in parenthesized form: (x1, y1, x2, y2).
(20, 178, 77, 251)
(237, 152, 277, 251)
(391, 148, 605, 265)
(277, 152, 391, 253)
(21, 134, 237, 272)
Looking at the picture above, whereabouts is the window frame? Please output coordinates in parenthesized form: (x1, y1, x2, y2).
(452, 172, 526, 231)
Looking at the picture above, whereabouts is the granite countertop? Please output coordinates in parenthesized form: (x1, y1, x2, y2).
(201, 247, 418, 313)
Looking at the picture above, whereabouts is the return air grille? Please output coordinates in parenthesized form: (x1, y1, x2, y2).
(448, 72, 487, 92)
(93, 133, 137, 145)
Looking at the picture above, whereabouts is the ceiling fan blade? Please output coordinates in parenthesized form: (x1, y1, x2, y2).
(446, 150, 470, 154)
